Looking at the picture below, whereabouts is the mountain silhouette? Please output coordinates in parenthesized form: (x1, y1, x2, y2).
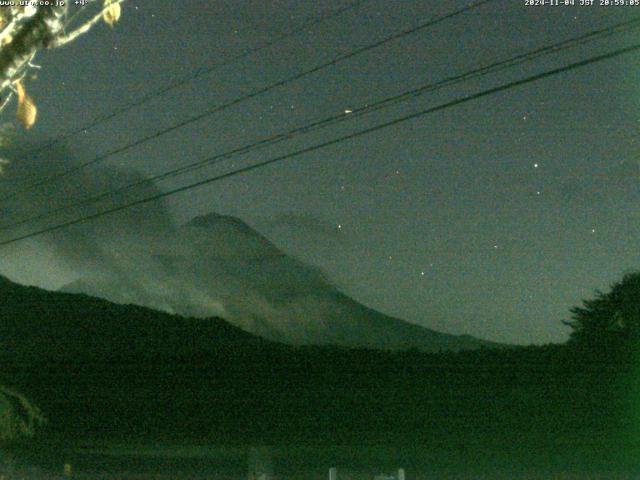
(0, 274, 261, 363)
(61, 212, 497, 351)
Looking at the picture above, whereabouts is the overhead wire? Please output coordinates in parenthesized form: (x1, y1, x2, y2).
(1, 42, 638, 246)
(0, 0, 496, 203)
(16, 0, 370, 160)
(0, 16, 637, 233)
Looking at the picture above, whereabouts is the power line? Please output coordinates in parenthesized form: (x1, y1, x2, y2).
(17, 0, 370, 160)
(1, 16, 637, 233)
(1, 42, 637, 247)
(0, 0, 496, 204)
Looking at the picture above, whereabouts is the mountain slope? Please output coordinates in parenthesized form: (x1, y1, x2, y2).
(0, 275, 625, 475)
(0, 275, 262, 363)
(61, 212, 497, 352)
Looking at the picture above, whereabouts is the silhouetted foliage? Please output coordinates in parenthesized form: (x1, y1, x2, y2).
(0, 386, 44, 443)
(0, 2, 124, 129)
(565, 271, 640, 351)
(0, 273, 633, 474)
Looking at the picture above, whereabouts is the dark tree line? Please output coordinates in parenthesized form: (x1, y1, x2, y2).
(564, 271, 640, 352)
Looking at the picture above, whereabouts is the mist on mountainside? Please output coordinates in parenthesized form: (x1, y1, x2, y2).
(0, 144, 492, 351)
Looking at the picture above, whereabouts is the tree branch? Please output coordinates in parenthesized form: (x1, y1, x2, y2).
(0, 6, 66, 93)
(52, 0, 126, 48)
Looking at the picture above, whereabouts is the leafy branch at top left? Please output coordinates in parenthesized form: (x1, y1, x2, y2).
(0, 0, 125, 129)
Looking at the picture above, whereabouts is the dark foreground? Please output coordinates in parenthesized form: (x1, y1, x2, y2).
(0, 277, 637, 477)
(0, 343, 638, 478)
(4, 439, 640, 479)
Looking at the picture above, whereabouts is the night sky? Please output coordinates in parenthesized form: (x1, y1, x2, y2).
(0, 0, 639, 344)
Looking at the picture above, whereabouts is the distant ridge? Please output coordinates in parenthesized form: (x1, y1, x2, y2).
(0, 275, 262, 363)
(60, 211, 501, 352)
